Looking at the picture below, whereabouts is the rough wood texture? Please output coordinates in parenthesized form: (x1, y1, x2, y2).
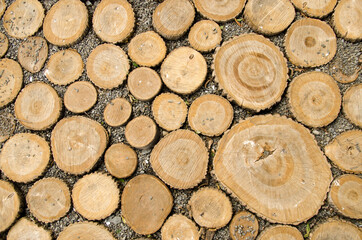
(161, 214, 199, 240)
(104, 143, 137, 178)
(213, 115, 332, 224)
(161, 47, 207, 94)
(333, 65, 361, 84)
(125, 115, 158, 149)
(0, 32, 8, 57)
(26, 178, 71, 223)
(0, 112, 15, 143)
(51, 116, 108, 175)
(0, 0, 5, 18)
(127, 67, 162, 101)
(43, 0, 88, 46)
(0, 133, 50, 183)
(257, 225, 303, 240)
(103, 97, 132, 127)
(213, 33, 288, 111)
(291, 0, 337, 18)
(7, 218, 51, 240)
(58, 222, 116, 240)
(18, 37, 48, 73)
(193, 0, 246, 22)
(229, 211, 258, 240)
(310, 220, 362, 240)
(285, 18, 337, 67)
(0, 58, 23, 108)
(343, 83, 362, 127)
(14, 82, 61, 130)
(121, 174, 173, 235)
(150, 129, 208, 189)
(64, 81, 97, 113)
(93, 0, 135, 43)
(0, 180, 20, 232)
(188, 20, 222, 52)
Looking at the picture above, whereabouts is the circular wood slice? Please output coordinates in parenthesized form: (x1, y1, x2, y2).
(87, 43, 130, 89)
(188, 20, 222, 52)
(152, 0, 195, 40)
(0, 133, 50, 183)
(0, 32, 9, 58)
(105, 143, 137, 178)
(121, 174, 173, 235)
(127, 67, 162, 101)
(128, 31, 167, 67)
(332, 0, 362, 41)
(93, 0, 135, 43)
(189, 187, 232, 229)
(161, 214, 199, 240)
(291, 0, 337, 18)
(285, 18, 337, 68)
(7, 218, 51, 240)
(58, 222, 116, 240)
(213, 115, 332, 224)
(43, 0, 88, 46)
(214, 33, 288, 111)
(244, 0, 295, 35)
(288, 71, 341, 128)
(188, 94, 233, 137)
(3, 0, 44, 39)
(150, 129, 208, 189)
(343, 83, 362, 127)
(0, 180, 20, 232)
(161, 47, 207, 95)
(18, 36, 48, 73)
(0, 112, 15, 143)
(14, 82, 61, 130)
(310, 220, 362, 240)
(45, 49, 83, 85)
(325, 130, 362, 174)
(193, 0, 246, 22)
(257, 225, 303, 240)
(103, 97, 132, 127)
(0, 0, 5, 18)
(152, 93, 187, 131)
(125, 116, 158, 149)
(64, 81, 97, 113)
(27, 178, 71, 223)
(0, 58, 23, 108)
(51, 116, 108, 175)
(328, 174, 362, 219)
(229, 211, 258, 240)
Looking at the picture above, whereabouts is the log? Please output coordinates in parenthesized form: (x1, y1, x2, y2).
(0, 180, 20, 232)
(188, 20, 222, 52)
(64, 81, 97, 113)
(58, 222, 116, 240)
(343, 83, 362, 127)
(125, 115, 158, 149)
(229, 211, 258, 240)
(0, 0, 5, 18)
(310, 220, 362, 240)
(0, 32, 8, 57)
(104, 143, 137, 178)
(193, 0, 246, 22)
(161, 214, 199, 240)
(103, 97, 132, 127)
(291, 0, 337, 18)
(257, 225, 303, 240)
(0, 58, 23, 108)
(127, 67, 162, 101)
(17, 36, 48, 73)
(7, 218, 51, 240)
(0, 112, 15, 143)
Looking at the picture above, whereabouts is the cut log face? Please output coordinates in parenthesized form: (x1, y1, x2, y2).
(0, 133, 50, 183)
(125, 115, 158, 149)
(3, 0, 44, 39)
(161, 214, 199, 240)
(0, 32, 8, 58)
(150, 129, 208, 189)
(213, 115, 332, 224)
(103, 97, 132, 127)
(127, 67, 162, 101)
(161, 47, 207, 95)
(7, 218, 51, 240)
(0, 112, 15, 143)
(93, 0, 135, 43)
(229, 211, 258, 240)
(26, 178, 71, 223)
(51, 116, 108, 175)
(325, 130, 362, 174)
(14, 82, 61, 130)
(291, 0, 337, 18)
(0, 58, 23, 108)
(152, 0, 195, 39)
(87, 44, 130, 89)
(188, 94, 233, 137)
(45, 49, 83, 85)
(121, 174, 173, 235)
(104, 143, 138, 178)
(0, 0, 5, 18)
(288, 71, 341, 128)
(310, 220, 362, 240)
(0, 180, 20, 232)
(43, 0, 88, 46)
(189, 187, 232, 229)
(343, 84, 362, 127)
(328, 174, 362, 219)
(58, 222, 116, 240)
(213, 34, 288, 111)
(64, 81, 97, 113)
(188, 20, 222, 52)
(18, 37, 48, 73)
(285, 18, 337, 67)
(193, 0, 246, 22)
(244, 0, 295, 35)
(257, 225, 303, 240)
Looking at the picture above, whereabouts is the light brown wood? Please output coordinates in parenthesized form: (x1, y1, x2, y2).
(193, 0, 246, 22)
(257, 225, 303, 240)
(0, 133, 50, 183)
(87, 43, 130, 89)
(7, 218, 51, 240)
(161, 47, 207, 94)
(58, 222, 116, 240)
(150, 129, 208, 189)
(0, 58, 23, 108)
(103, 97, 132, 127)
(105, 143, 138, 178)
(333, 65, 361, 84)
(128, 31, 167, 67)
(0, 32, 8, 57)
(64, 81, 97, 113)
(93, 0, 135, 43)
(43, 0, 88, 46)
(0, 180, 20, 232)
(26, 178, 71, 223)
(343, 83, 362, 127)
(285, 18, 337, 67)
(244, 0, 295, 35)
(0, 0, 5, 18)
(51, 116, 108, 175)
(14, 82, 61, 130)
(127, 67, 162, 101)
(45, 49, 83, 85)
(213, 115, 332, 224)
(229, 211, 258, 240)
(3, 0, 44, 39)
(0, 112, 15, 143)
(121, 174, 173, 235)
(18, 36, 48, 73)
(291, 0, 337, 18)
(213, 33, 288, 111)
(325, 130, 362, 174)
(188, 20, 222, 52)
(161, 214, 199, 240)
(310, 220, 362, 240)
(152, 0, 195, 39)
(125, 115, 158, 149)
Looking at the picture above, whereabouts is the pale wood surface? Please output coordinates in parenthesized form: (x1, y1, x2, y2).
(125, 115, 158, 149)
(0, 0, 5, 18)
(103, 97, 132, 127)
(0, 112, 15, 143)
(188, 20, 222, 52)
(343, 83, 362, 127)
(18, 37, 48, 73)
(64, 81, 97, 113)
(291, 0, 337, 18)
(57, 222, 116, 240)
(0, 180, 20, 232)
(229, 211, 258, 240)
(257, 225, 303, 240)
(0, 58, 23, 108)
(161, 214, 199, 240)
(0, 32, 8, 57)
(127, 67, 162, 101)
(105, 143, 137, 178)
(310, 220, 362, 240)
(193, 0, 246, 22)
(7, 218, 51, 240)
